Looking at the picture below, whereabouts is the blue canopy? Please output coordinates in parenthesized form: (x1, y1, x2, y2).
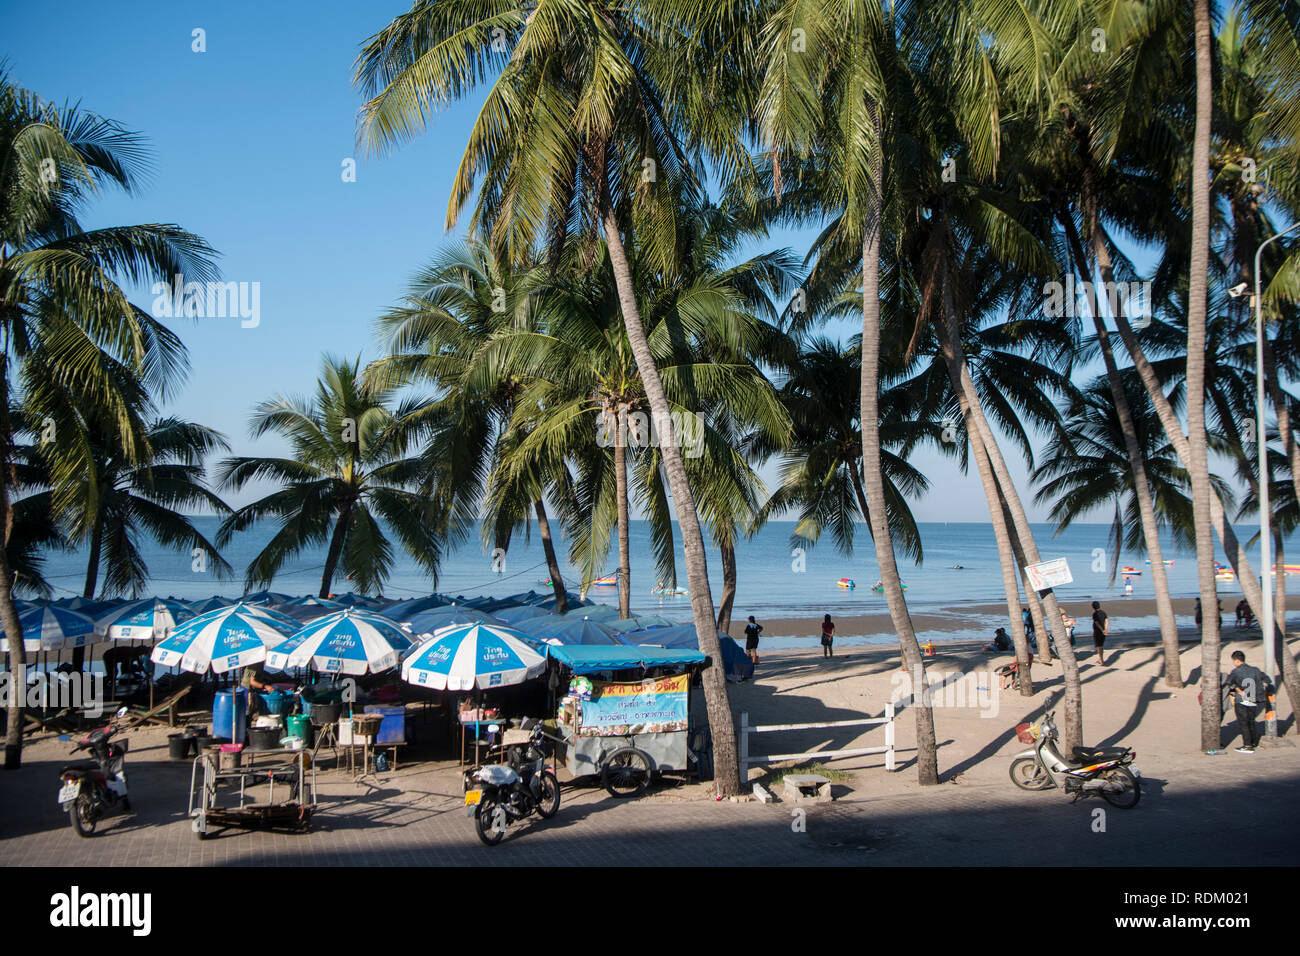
(546, 643, 706, 674)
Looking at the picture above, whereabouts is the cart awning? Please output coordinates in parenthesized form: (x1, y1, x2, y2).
(546, 644, 705, 673)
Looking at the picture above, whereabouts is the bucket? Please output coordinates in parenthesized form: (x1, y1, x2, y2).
(286, 713, 311, 740)
(310, 701, 341, 727)
(249, 726, 282, 751)
(261, 690, 287, 715)
(167, 733, 189, 760)
(213, 688, 248, 744)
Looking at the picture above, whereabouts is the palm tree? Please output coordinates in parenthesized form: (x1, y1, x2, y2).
(365, 242, 574, 612)
(355, 2, 752, 793)
(0, 75, 219, 768)
(217, 355, 442, 598)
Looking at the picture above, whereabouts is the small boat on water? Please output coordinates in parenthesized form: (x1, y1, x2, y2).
(1121, 566, 1141, 575)
(591, 575, 618, 587)
(651, 586, 688, 596)
(836, 578, 855, 589)
(1145, 559, 1174, 566)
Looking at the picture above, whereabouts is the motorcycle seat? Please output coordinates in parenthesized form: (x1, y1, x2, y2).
(61, 762, 101, 773)
(1072, 746, 1129, 764)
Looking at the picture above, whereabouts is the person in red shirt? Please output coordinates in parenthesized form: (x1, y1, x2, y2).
(820, 615, 835, 658)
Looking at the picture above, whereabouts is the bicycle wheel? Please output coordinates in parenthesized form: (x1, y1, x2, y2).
(601, 747, 652, 798)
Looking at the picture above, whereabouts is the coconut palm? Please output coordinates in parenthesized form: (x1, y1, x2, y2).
(355, 2, 758, 792)
(365, 242, 574, 612)
(0, 75, 219, 767)
(217, 355, 442, 598)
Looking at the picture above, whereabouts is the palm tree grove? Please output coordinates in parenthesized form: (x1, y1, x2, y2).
(0, 0, 1298, 894)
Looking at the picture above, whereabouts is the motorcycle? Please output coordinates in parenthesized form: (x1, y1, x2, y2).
(463, 720, 561, 846)
(59, 708, 132, 836)
(1009, 699, 1141, 808)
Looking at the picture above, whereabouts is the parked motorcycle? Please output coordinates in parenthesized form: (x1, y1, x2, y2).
(59, 708, 131, 836)
(464, 720, 560, 845)
(1009, 700, 1141, 808)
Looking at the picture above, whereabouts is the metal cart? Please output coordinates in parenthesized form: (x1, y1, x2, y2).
(545, 644, 708, 798)
(188, 746, 317, 839)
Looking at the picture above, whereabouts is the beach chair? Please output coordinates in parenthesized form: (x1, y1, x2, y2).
(119, 685, 192, 730)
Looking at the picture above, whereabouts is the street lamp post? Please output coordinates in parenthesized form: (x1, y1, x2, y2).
(1249, 221, 1300, 739)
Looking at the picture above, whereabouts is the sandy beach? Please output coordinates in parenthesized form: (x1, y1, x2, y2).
(747, 593, 1300, 641)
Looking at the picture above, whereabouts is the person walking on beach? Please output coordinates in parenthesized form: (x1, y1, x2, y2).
(1194, 597, 1203, 631)
(820, 614, 835, 658)
(1091, 600, 1109, 665)
(743, 616, 762, 666)
(1225, 650, 1272, 753)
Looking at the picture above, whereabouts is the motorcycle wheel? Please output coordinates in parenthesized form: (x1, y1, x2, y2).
(535, 770, 560, 819)
(602, 747, 652, 798)
(1009, 757, 1051, 791)
(1099, 766, 1141, 809)
(69, 793, 98, 837)
(474, 797, 507, 846)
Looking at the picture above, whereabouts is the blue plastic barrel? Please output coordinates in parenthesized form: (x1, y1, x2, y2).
(213, 688, 248, 743)
(364, 704, 406, 745)
(261, 690, 287, 715)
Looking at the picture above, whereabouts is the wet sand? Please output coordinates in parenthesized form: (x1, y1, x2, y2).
(745, 594, 1300, 640)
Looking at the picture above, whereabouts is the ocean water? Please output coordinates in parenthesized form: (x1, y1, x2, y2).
(29, 516, 1287, 645)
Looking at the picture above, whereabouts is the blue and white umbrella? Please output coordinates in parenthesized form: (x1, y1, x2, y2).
(1, 603, 98, 653)
(188, 600, 301, 631)
(151, 605, 297, 674)
(189, 595, 237, 614)
(267, 609, 415, 675)
(97, 597, 197, 642)
(525, 616, 625, 646)
(379, 595, 451, 622)
(241, 590, 294, 605)
(402, 623, 546, 691)
(495, 605, 555, 625)
(405, 606, 500, 637)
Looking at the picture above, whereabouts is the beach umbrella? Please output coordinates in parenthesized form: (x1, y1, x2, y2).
(284, 595, 347, 609)
(379, 595, 452, 622)
(1, 603, 98, 653)
(332, 591, 382, 608)
(268, 608, 415, 675)
(562, 602, 620, 622)
(401, 623, 546, 691)
(184, 600, 302, 631)
(151, 605, 298, 673)
(189, 595, 236, 614)
(525, 617, 625, 646)
(613, 614, 676, 632)
(495, 605, 554, 625)
(405, 606, 500, 636)
(625, 624, 753, 681)
(96, 597, 198, 642)
(241, 589, 294, 605)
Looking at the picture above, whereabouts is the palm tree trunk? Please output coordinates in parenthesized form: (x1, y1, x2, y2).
(614, 407, 631, 619)
(1001, 491, 1050, 673)
(942, 343, 1035, 692)
(72, 513, 106, 672)
(1062, 213, 1183, 686)
(937, 281, 1084, 750)
(319, 502, 353, 598)
(716, 539, 737, 634)
(1, 502, 26, 769)
(1188, 0, 1223, 751)
(534, 498, 568, 613)
(600, 203, 740, 796)
(861, 210, 939, 783)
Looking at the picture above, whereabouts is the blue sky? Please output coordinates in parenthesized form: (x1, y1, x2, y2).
(5, 0, 1078, 523)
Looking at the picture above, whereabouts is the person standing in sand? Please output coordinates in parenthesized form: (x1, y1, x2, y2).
(743, 616, 762, 665)
(820, 614, 835, 658)
(1091, 600, 1109, 665)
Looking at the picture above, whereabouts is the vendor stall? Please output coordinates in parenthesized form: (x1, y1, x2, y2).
(547, 644, 707, 798)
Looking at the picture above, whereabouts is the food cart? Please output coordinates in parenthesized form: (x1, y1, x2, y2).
(547, 644, 708, 797)
(188, 745, 317, 839)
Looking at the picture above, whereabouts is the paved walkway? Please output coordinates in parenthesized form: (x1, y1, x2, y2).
(2, 724, 1296, 866)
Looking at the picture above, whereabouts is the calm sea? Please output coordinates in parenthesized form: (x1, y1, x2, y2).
(28, 517, 1289, 646)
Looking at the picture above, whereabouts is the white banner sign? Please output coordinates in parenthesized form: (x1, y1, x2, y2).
(1025, 557, 1073, 591)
